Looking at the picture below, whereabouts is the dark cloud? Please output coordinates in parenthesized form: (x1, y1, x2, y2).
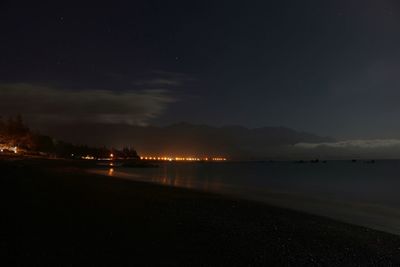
(132, 70, 194, 87)
(133, 78, 182, 87)
(0, 83, 176, 126)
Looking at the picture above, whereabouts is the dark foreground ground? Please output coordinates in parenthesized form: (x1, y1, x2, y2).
(1, 158, 400, 266)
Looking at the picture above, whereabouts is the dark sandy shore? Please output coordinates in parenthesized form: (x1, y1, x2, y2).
(1, 158, 400, 266)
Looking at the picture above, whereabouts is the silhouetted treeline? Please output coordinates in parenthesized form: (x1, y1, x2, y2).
(0, 115, 31, 148)
(0, 115, 139, 159)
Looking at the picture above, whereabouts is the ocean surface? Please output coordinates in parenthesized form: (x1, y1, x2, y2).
(92, 160, 400, 235)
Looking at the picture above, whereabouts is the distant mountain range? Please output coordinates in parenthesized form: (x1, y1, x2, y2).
(40, 122, 334, 159)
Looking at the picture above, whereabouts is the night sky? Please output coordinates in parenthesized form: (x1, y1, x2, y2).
(1, 0, 400, 139)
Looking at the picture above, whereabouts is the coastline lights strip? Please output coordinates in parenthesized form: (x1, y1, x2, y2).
(140, 156, 227, 162)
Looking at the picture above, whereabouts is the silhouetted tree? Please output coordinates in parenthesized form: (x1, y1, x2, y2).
(121, 146, 139, 159)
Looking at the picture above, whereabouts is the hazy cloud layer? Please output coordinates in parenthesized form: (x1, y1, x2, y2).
(295, 139, 400, 149)
(0, 83, 176, 125)
(293, 139, 400, 159)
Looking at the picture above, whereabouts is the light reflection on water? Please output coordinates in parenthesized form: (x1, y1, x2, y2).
(96, 161, 400, 235)
(146, 164, 223, 192)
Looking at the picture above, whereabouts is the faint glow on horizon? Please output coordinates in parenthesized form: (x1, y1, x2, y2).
(296, 139, 400, 149)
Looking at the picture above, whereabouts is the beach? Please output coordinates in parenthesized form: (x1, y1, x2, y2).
(1, 158, 400, 266)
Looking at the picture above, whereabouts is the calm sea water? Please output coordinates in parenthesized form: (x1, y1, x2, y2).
(93, 161, 400, 235)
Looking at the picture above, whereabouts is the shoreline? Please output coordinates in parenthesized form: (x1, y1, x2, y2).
(2, 158, 400, 266)
(91, 166, 400, 237)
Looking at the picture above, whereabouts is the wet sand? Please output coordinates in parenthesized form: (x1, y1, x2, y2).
(1, 158, 400, 266)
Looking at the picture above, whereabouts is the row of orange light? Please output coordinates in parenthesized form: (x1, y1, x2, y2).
(140, 156, 227, 161)
(211, 157, 227, 161)
(81, 155, 95, 160)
